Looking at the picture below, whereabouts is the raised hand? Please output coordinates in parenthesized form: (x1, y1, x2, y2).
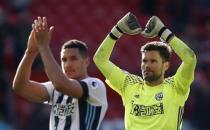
(26, 29, 38, 53)
(110, 12, 142, 39)
(141, 16, 174, 42)
(32, 17, 54, 48)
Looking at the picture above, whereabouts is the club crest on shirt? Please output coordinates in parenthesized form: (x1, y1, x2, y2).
(91, 81, 98, 89)
(134, 94, 140, 99)
(155, 92, 164, 101)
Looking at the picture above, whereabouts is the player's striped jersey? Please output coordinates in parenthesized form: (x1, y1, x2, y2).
(42, 77, 108, 130)
(106, 65, 193, 130)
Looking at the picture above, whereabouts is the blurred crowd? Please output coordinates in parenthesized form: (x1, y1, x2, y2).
(0, 0, 210, 130)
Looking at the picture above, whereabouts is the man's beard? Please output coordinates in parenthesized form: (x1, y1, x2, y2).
(143, 71, 162, 82)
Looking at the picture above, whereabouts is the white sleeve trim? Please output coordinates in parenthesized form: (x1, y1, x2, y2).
(41, 81, 54, 105)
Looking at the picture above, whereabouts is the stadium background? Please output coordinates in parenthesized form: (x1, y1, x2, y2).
(0, 0, 210, 129)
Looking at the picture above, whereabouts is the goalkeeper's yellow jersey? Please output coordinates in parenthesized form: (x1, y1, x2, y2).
(94, 35, 196, 130)
(106, 66, 190, 130)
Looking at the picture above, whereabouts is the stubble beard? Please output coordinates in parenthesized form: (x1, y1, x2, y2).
(143, 71, 163, 82)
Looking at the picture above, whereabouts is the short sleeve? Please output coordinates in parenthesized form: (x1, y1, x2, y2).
(41, 81, 54, 105)
(81, 78, 107, 106)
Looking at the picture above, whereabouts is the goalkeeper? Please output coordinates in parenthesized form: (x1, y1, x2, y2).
(93, 12, 196, 130)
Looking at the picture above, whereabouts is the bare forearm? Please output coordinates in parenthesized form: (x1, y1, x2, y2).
(13, 50, 37, 91)
(38, 45, 68, 88)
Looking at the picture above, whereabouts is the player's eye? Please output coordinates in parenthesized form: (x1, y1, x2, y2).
(151, 59, 157, 63)
(62, 57, 67, 62)
(142, 59, 147, 63)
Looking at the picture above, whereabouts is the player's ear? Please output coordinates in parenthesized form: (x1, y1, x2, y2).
(84, 56, 90, 67)
(163, 61, 169, 71)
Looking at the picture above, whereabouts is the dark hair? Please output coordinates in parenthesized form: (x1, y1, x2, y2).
(140, 41, 172, 62)
(61, 39, 88, 58)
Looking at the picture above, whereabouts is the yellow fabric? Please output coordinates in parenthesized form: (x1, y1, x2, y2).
(106, 67, 188, 130)
(94, 35, 196, 130)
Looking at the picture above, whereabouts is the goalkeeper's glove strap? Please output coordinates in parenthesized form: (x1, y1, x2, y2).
(166, 33, 175, 43)
(116, 26, 123, 33)
(109, 32, 118, 40)
(158, 27, 167, 37)
(158, 26, 175, 43)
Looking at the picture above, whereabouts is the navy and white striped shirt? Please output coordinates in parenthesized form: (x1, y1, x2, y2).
(43, 77, 108, 130)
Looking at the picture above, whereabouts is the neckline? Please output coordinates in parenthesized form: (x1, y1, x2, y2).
(142, 81, 164, 91)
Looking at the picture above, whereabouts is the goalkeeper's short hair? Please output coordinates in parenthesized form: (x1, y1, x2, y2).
(140, 41, 172, 62)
